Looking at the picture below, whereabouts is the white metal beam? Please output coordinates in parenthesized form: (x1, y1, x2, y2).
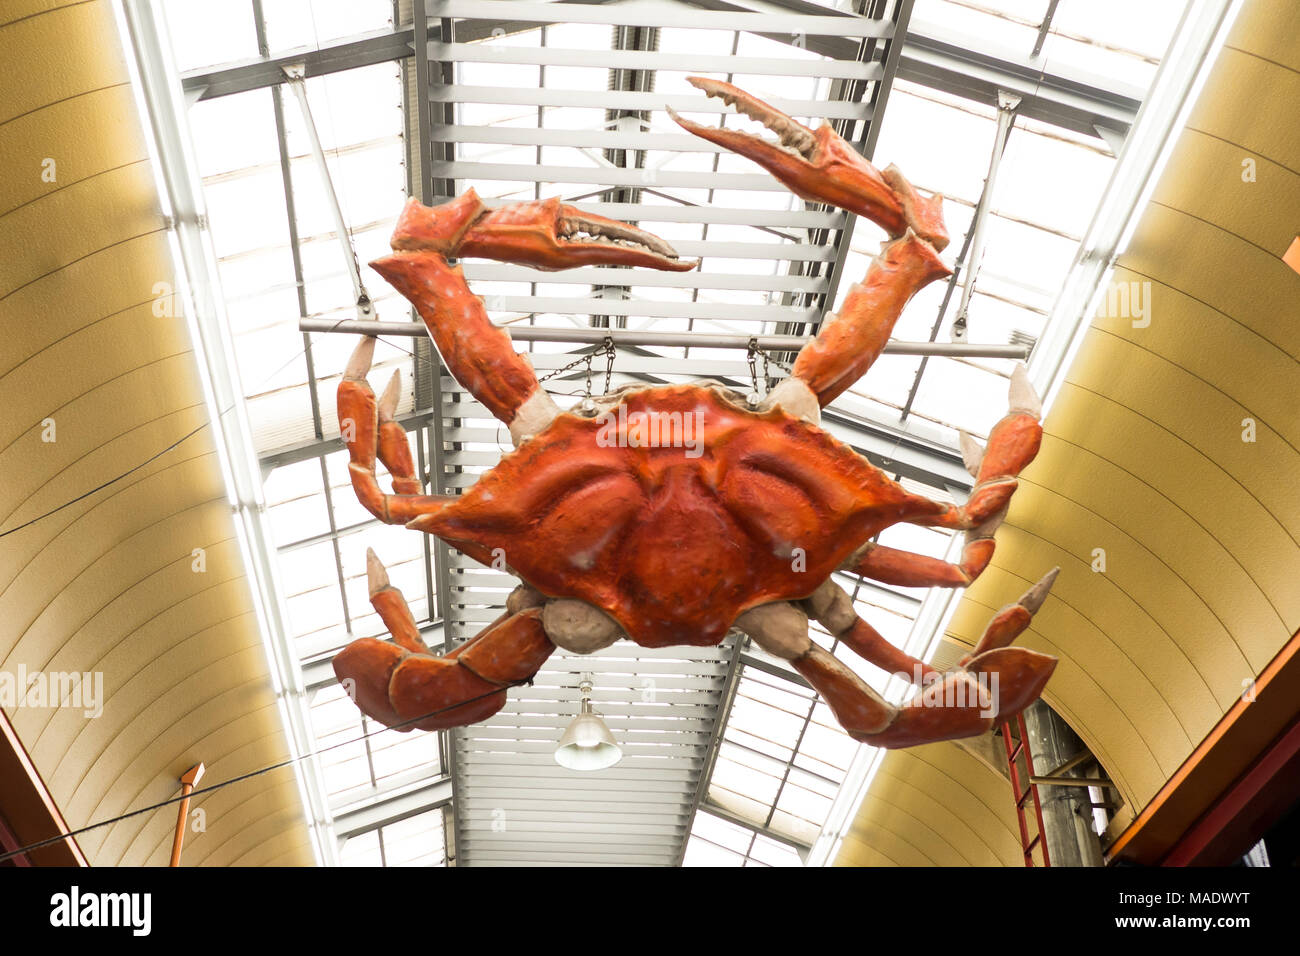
(116, 0, 339, 866)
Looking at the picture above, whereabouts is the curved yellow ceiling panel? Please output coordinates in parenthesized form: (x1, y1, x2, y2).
(1186, 49, 1300, 176)
(0, 233, 175, 382)
(1123, 208, 1296, 353)
(1023, 409, 1290, 670)
(32, 574, 259, 769)
(0, 0, 311, 865)
(23, 536, 253, 773)
(3, 164, 163, 302)
(95, 729, 301, 865)
(836, 744, 1024, 867)
(1154, 131, 1300, 263)
(0, 85, 146, 220)
(1225, 0, 1300, 73)
(953, 558, 1187, 800)
(75, 669, 285, 843)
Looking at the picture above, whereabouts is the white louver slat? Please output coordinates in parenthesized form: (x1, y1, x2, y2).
(453, 639, 736, 866)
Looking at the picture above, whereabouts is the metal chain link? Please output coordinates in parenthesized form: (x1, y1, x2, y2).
(746, 338, 790, 404)
(746, 338, 761, 406)
(539, 336, 789, 409)
(537, 336, 618, 410)
(602, 335, 615, 395)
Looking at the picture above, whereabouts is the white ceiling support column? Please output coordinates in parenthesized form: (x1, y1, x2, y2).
(280, 64, 376, 320)
(949, 90, 1021, 343)
(297, 318, 1033, 357)
(114, 0, 340, 865)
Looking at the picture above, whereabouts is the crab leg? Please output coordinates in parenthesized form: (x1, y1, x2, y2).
(799, 579, 941, 683)
(672, 78, 953, 410)
(841, 511, 1002, 591)
(735, 575, 1058, 749)
(788, 231, 951, 407)
(369, 248, 555, 445)
(907, 365, 1044, 532)
(956, 568, 1059, 665)
(333, 550, 555, 732)
(371, 189, 695, 444)
(735, 602, 902, 731)
(669, 77, 948, 249)
(339, 336, 456, 524)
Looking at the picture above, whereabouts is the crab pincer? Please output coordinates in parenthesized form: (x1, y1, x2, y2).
(388, 189, 697, 272)
(369, 189, 695, 439)
(668, 76, 948, 251)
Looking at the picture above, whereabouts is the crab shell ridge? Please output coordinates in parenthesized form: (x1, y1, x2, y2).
(411, 382, 943, 647)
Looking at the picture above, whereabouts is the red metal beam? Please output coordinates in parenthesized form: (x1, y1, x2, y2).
(0, 709, 86, 866)
(1107, 627, 1300, 865)
(1162, 715, 1300, 866)
(0, 810, 32, 867)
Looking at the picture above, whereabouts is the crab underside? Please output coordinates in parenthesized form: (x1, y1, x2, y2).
(329, 77, 1059, 750)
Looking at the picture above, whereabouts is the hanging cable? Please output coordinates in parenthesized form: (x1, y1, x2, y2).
(0, 678, 530, 865)
(0, 316, 393, 541)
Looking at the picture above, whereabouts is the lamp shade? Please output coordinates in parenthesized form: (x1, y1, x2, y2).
(555, 681, 622, 771)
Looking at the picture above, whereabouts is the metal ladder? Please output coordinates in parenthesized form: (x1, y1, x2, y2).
(1001, 714, 1051, 867)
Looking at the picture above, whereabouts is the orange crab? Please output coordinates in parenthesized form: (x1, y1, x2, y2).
(333, 78, 1058, 749)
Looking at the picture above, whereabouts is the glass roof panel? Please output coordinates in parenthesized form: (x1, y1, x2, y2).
(162, 0, 260, 71)
(683, 809, 804, 866)
(912, 0, 1187, 93)
(259, 0, 394, 57)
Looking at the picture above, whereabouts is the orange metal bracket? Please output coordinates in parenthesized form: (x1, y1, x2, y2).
(169, 763, 205, 867)
(1283, 236, 1300, 275)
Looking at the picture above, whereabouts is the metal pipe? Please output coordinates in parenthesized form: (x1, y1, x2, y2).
(951, 88, 1020, 341)
(1023, 701, 1106, 867)
(298, 318, 1031, 358)
(1030, 775, 1117, 789)
(281, 63, 373, 318)
(121, 0, 338, 865)
(169, 763, 205, 867)
(1032, 0, 1063, 58)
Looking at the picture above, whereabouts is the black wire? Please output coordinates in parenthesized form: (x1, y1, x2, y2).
(0, 316, 366, 541)
(0, 679, 528, 864)
(0, 316, 448, 861)
(0, 421, 212, 540)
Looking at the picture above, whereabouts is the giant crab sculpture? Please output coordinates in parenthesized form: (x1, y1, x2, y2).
(332, 78, 1059, 749)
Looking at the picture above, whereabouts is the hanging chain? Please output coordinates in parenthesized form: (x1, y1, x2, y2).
(602, 335, 615, 396)
(538, 335, 792, 410)
(746, 338, 761, 406)
(746, 338, 785, 405)
(537, 348, 596, 388)
(537, 336, 618, 414)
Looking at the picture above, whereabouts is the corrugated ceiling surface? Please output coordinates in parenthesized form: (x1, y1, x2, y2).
(838, 742, 1023, 865)
(0, 0, 312, 866)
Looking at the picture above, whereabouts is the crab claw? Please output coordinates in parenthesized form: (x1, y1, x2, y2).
(670, 76, 948, 251)
(959, 568, 1060, 667)
(390, 189, 696, 272)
